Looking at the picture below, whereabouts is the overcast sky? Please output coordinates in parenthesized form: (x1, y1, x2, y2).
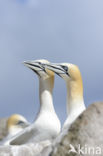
(0, 0, 103, 124)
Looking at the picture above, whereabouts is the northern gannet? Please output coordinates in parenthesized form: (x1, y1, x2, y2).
(7, 114, 30, 136)
(44, 63, 86, 129)
(0, 114, 30, 145)
(6, 60, 61, 145)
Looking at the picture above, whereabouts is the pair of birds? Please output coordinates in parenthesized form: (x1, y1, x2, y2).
(1, 59, 86, 146)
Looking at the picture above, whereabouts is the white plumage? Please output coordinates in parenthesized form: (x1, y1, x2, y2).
(4, 60, 61, 146)
(44, 63, 86, 129)
(0, 114, 30, 145)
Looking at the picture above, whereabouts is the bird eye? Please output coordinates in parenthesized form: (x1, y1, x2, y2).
(17, 121, 24, 125)
(38, 62, 42, 65)
(61, 65, 68, 72)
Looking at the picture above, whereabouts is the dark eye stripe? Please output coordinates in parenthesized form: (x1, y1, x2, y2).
(60, 65, 70, 77)
(60, 65, 68, 71)
(17, 121, 25, 125)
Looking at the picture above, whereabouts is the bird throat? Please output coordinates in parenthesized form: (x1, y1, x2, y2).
(66, 79, 84, 115)
(39, 77, 55, 113)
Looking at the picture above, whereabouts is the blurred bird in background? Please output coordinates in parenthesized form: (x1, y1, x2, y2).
(0, 114, 30, 145)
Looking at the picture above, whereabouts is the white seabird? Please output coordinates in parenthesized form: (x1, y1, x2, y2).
(44, 63, 86, 129)
(0, 114, 30, 145)
(5, 59, 61, 145)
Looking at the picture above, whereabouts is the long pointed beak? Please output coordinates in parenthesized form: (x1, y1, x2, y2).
(23, 122, 30, 128)
(21, 122, 30, 128)
(23, 61, 45, 72)
(44, 63, 66, 75)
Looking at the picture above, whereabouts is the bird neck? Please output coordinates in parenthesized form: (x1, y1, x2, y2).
(39, 76, 55, 113)
(66, 78, 85, 116)
(8, 126, 22, 136)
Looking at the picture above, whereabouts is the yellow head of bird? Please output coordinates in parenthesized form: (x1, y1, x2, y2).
(44, 62, 82, 82)
(7, 114, 30, 135)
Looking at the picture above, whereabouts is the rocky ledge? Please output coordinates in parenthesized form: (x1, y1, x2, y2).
(0, 102, 103, 156)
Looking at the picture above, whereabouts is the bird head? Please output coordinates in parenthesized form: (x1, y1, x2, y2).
(7, 114, 30, 135)
(23, 59, 54, 79)
(44, 63, 82, 82)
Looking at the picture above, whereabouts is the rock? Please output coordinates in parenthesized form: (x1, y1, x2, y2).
(51, 102, 103, 156)
(0, 102, 103, 156)
(0, 118, 8, 141)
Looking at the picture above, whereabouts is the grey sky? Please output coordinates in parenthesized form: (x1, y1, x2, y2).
(0, 0, 103, 124)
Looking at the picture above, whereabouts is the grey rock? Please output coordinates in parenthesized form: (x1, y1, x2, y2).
(51, 102, 103, 156)
(0, 118, 8, 141)
(0, 102, 103, 156)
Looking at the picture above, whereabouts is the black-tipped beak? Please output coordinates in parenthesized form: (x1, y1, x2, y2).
(22, 122, 30, 128)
